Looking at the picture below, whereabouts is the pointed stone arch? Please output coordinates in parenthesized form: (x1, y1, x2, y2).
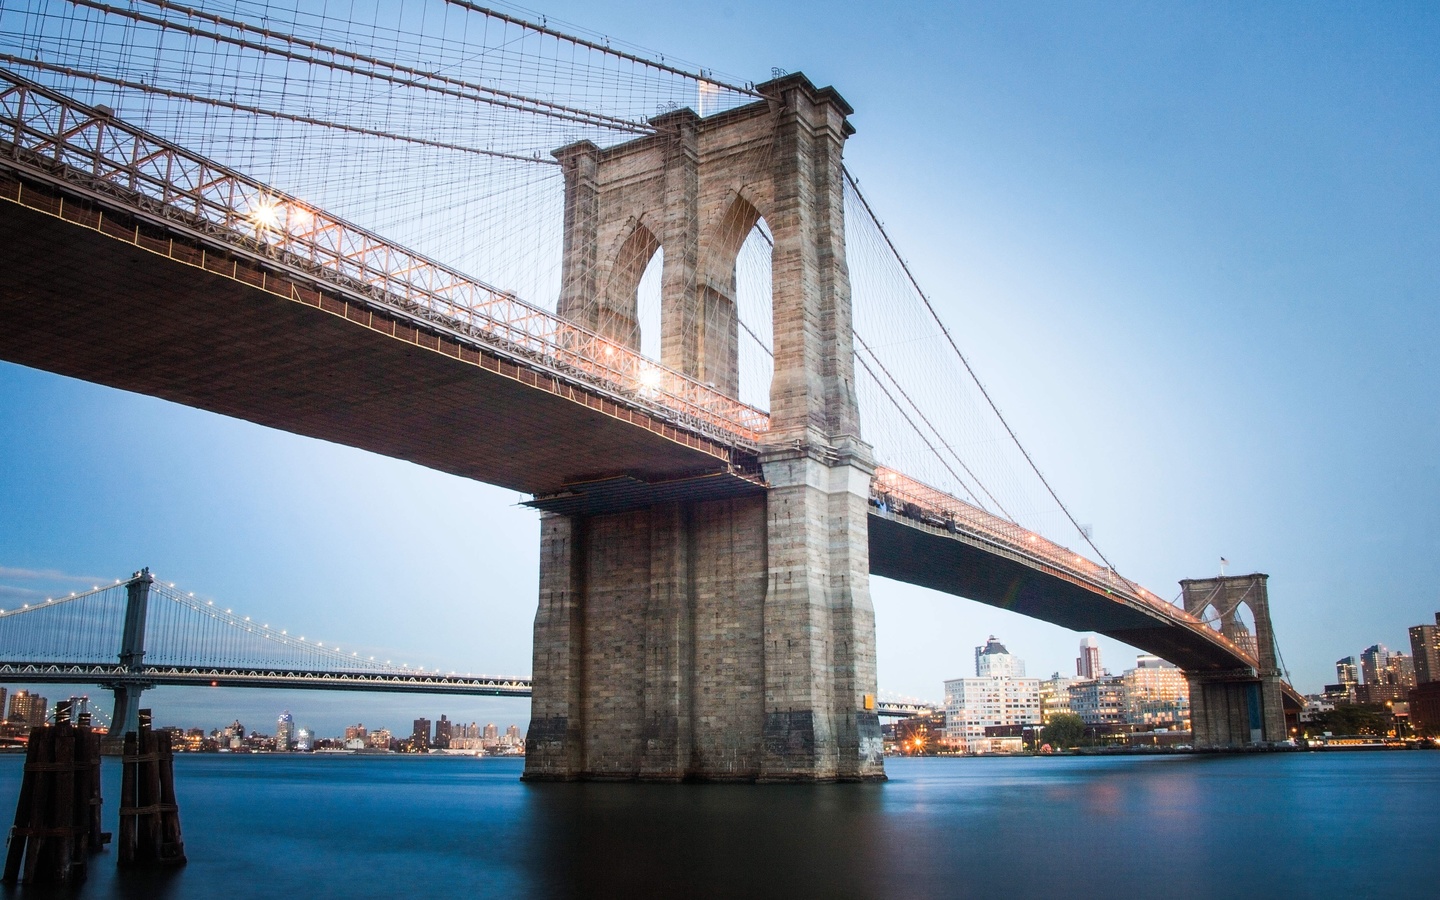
(592, 217, 661, 350)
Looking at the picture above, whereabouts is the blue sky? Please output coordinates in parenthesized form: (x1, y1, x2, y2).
(2, 1, 1437, 735)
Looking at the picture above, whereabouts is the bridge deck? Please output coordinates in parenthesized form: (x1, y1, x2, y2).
(0, 173, 757, 500)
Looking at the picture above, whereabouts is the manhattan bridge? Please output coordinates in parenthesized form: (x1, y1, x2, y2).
(0, 0, 1300, 780)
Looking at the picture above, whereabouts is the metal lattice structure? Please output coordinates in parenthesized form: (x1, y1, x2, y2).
(0, 68, 768, 447)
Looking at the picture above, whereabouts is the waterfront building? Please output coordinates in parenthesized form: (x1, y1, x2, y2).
(435, 714, 452, 749)
(1119, 655, 1190, 729)
(483, 722, 500, 748)
(1322, 683, 1357, 705)
(1069, 677, 1126, 726)
(505, 724, 522, 747)
(296, 728, 313, 751)
(1038, 674, 1073, 722)
(1410, 681, 1440, 736)
(1076, 637, 1102, 680)
(0, 688, 7, 721)
(344, 724, 368, 742)
(1410, 615, 1440, 684)
(7, 689, 47, 725)
(412, 717, 432, 748)
(366, 728, 393, 750)
(275, 711, 295, 750)
(943, 637, 1040, 753)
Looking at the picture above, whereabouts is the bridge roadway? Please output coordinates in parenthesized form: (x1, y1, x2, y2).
(0, 73, 1298, 705)
(0, 662, 927, 718)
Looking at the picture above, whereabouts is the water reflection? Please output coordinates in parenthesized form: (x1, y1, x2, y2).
(0, 753, 1435, 898)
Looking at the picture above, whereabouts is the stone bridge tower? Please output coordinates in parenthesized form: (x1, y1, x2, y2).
(523, 74, 883, 782)
(1180, 573, 1288, 747)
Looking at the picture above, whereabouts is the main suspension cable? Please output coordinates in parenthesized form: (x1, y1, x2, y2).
(842, 167, 1118, 572)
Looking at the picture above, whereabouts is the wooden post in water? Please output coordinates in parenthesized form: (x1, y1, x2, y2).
(117, 709, 186, 868)
(2, 700, 107, 885)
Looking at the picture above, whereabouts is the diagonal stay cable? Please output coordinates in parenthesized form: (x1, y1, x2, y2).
(854, 332, 1015, 520)
(843, 166, 1118, 572)
(0, 55, 556, 165)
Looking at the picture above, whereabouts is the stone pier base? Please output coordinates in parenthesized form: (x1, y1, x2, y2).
(524, 454, 884, 782)
(1186, 673, 1287, 748)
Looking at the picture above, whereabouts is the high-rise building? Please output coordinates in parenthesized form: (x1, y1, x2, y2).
(1409, 614, 1440, 685)
(1120, 656, 1190, 729)
(974, 636, 1025, 678)
(1068, 677, 1126, 726)
(1076, 637, 1102, 681)
(0, 688, 7, 722)
(434, 714, 452, 749)
(1336, 657, 1359, 687)
(482, 723, 499, 747)
(1386, 653, 1416, 690)
(944, 637, 1040, 753)
(7, 690, 47, 725)
(344, 723, 367, 742)
(1360, 644, 1389, 686)
(296, 728, 313, 751)
(505, 724, 522, 747)
(1038, 674, 1073, 723)
(412, 717, 432, 748)
(275, 711, 295, 750)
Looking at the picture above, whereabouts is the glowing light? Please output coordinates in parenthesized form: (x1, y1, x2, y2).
(247, 194, 282, 233)
(637, 366, 663, 391)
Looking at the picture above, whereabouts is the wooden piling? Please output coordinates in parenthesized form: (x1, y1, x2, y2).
(2, 703, 106, 885)
(117, 710, 186, 868)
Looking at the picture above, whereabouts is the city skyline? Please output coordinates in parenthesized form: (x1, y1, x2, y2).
(2, 0, 1437, 720)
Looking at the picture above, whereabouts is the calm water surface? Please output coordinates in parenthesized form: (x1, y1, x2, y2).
(0, 751, 1435, 898)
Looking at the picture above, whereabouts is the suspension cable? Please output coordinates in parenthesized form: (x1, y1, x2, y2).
(842, 167, 1118, 572)
(0, 55, 555, 165)
(70, 0, 651, 134)
(442, 0, 758, 96)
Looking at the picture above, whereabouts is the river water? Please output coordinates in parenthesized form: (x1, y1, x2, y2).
(0, 751, 1434, 898)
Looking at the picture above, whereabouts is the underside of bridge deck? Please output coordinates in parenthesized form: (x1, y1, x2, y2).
(868, 511, 1254, 674)
(0, 177, 755, 501)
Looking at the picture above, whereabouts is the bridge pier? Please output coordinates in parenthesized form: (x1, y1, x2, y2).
(525, 74, 882, 781)
(525, 448, 882, 782)
(1180, 574, 1289, 747)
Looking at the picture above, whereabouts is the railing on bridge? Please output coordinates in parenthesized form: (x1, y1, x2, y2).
(0, 67, 768, 449)
(870, 466, 1261, 667)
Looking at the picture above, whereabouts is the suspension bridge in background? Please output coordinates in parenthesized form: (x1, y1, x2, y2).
(0, 568, 934, 729)
(0, 1, 1298, 780)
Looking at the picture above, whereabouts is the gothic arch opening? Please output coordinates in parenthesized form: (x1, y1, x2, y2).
(596, 220, 660, 351)
(702, 192, 774, 407)
(636, 244, 664, 361)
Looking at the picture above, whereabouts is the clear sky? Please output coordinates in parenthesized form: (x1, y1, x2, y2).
(2, 1, 1438, 736)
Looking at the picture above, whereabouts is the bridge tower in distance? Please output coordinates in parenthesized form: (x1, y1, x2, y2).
(524, 73, 883, 782)
(1180, 573, 1288, 747)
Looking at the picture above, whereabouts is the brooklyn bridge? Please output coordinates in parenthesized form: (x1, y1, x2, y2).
(0, 0, 1300, 781)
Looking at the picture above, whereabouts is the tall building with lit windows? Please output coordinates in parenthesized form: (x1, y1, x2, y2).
(1120, 656, 1190, 729)
(275, 711, 295, 750)
(943, 637, 1040, 752)
(1409, 615, 1440, 684)
(7, 690, 47, 725)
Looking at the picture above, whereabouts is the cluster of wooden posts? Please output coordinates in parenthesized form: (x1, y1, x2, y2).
(3, 706, 185, 885)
